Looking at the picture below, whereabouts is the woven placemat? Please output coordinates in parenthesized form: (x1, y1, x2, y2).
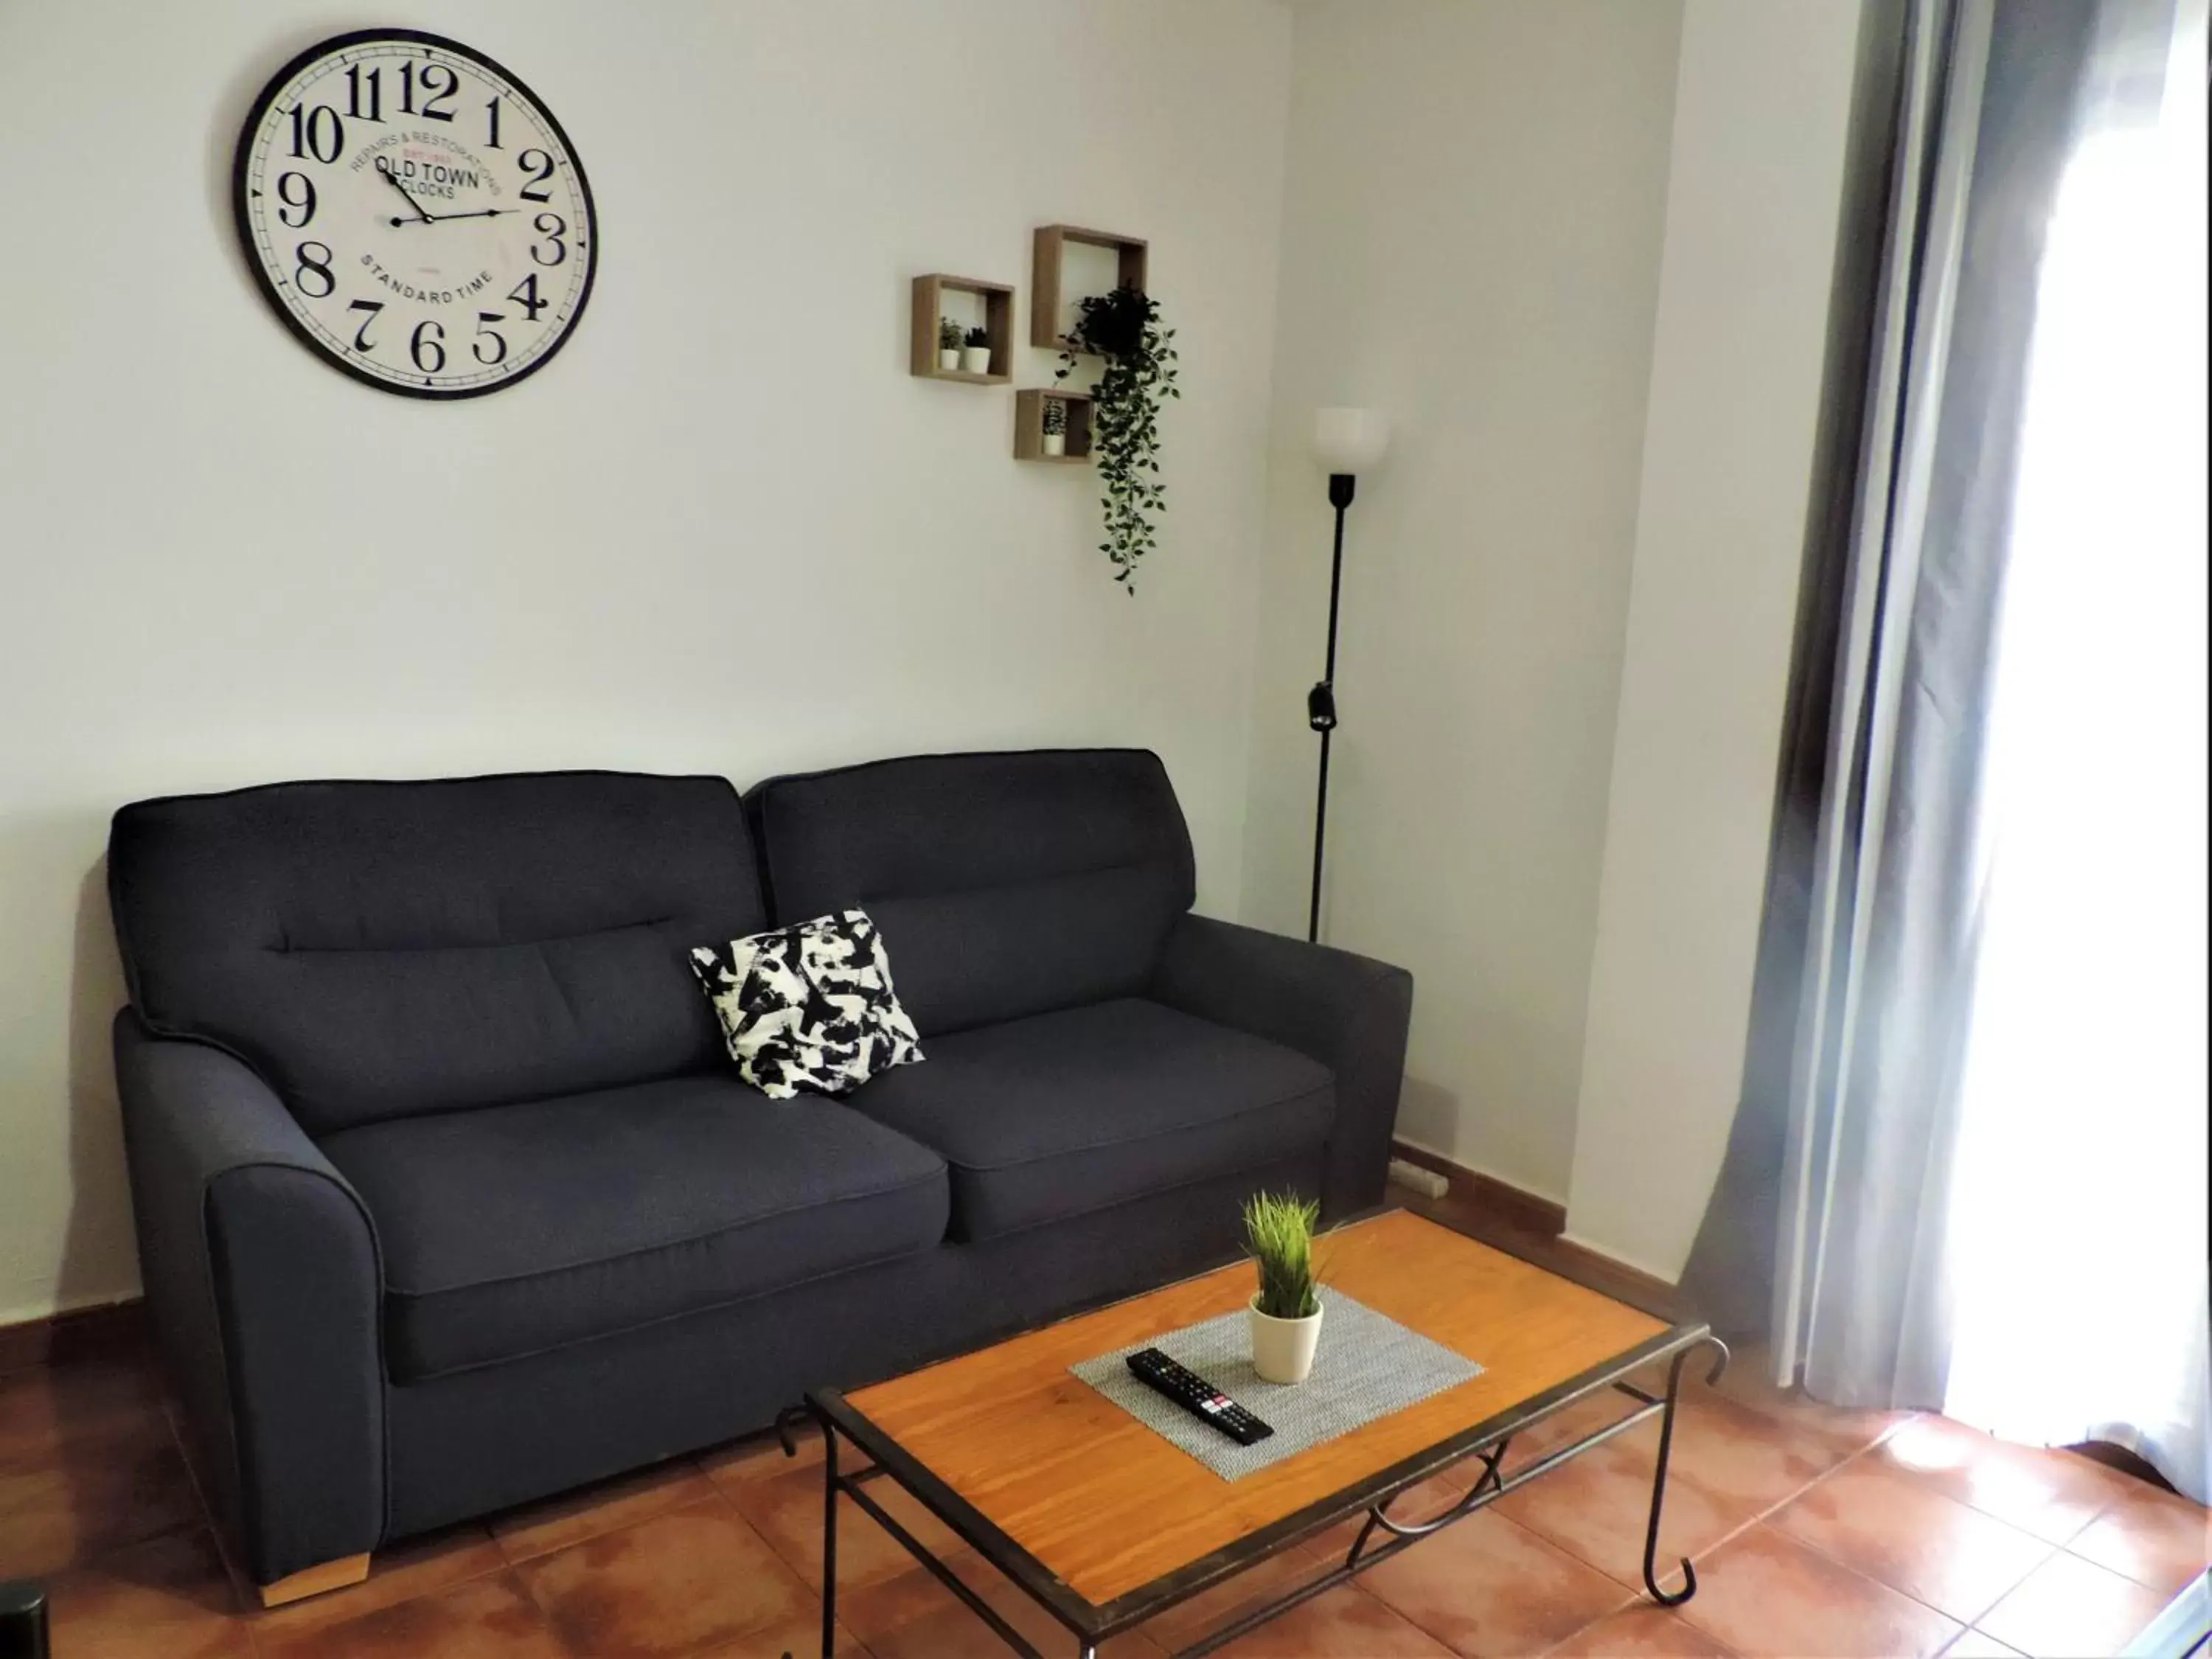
(1068, 1290, 1483, 1481)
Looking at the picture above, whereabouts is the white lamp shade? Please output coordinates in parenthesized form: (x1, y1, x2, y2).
(1312, 407, 1390, 473)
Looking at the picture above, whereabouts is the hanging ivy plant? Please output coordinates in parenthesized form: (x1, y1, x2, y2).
(1056, 285, 1180, 593)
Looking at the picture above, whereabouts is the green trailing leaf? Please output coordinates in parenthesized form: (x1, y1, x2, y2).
(1242, 1190, 1322, 1319)
(1056, 285, 1180, 592)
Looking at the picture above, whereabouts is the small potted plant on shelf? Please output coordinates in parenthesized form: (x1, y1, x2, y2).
(1243, 1191, 1324, 1385)
(961, 325, 992, 376)
(1040, 395, 1069, 456)
(936, 316, 963, 372)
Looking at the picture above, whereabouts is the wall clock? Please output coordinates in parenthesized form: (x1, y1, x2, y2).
(232, 28, 597, 399)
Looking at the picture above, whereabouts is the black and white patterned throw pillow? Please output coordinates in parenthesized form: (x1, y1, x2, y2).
(688, 909, 923, 1099)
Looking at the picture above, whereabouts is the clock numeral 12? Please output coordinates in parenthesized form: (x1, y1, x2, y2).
(399, 60, 459, 121)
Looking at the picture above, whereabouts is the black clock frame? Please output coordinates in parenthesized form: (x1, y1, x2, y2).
(230, 27, 599, 401)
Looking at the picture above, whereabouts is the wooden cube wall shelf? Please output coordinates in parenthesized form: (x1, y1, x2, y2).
(911, 274, 1013, 383)
(1015, 389, 1093, 464)
(1030, 226, 1148, 349)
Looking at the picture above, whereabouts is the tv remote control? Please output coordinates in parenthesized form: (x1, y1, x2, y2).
(1124, 1348, 1276, 1445)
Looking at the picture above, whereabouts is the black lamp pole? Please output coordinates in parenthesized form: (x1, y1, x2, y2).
(1306, 470, 1357, 943)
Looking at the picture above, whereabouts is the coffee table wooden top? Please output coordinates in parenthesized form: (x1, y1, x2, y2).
(838, 1208, 1670, 1605)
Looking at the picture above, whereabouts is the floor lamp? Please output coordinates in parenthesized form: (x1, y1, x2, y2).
(1306, 407, 1391, 944)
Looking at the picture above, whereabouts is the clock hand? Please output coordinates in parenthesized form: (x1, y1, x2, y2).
(378, 167, 434, 226)
(419, 207, 514, 222)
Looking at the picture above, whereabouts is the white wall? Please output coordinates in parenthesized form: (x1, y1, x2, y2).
(1242, 0, 1686, 1201)
(0, 0, 1293, 1324)
(1565, 0, 1868, 1281)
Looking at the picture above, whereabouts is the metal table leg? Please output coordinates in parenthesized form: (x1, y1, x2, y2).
(807, 1402, 1047, 1659)
(819, 1419, 839, 1659)
(1641, 1337, 1731, 1607)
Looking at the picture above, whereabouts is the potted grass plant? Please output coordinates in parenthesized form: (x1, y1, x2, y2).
(960, 325, 992, 375)
(1243, 1191, 1324, 1384)
(936, 316, 963, 372)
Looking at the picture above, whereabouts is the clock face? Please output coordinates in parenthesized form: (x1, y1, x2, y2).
(232, 29, 597, 399)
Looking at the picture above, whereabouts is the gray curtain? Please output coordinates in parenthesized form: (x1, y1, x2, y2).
(1679, 0, 2119, 1408)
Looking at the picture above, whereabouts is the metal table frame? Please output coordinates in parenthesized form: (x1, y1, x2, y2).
(799, 1319, 1730, 1658)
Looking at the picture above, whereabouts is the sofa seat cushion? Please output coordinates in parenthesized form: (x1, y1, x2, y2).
(321, 1075, 950, 1380)
(849, 999, 1333, 1243)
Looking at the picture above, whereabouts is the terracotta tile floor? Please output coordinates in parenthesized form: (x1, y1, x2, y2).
(7, 1312, 2204, 1655)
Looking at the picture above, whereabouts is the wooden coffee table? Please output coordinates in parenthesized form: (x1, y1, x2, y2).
(804, 1209, 1727, 1658)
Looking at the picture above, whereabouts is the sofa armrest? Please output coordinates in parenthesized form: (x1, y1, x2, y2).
(113, 1009, 385, 1585)
(1150, 914, 1413, 1219)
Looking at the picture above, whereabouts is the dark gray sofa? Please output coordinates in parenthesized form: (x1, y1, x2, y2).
(106, 748, 1413, 1593)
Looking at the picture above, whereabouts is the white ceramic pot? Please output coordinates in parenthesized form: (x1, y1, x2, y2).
(1042, 432, 1066, 456)
(1249, 1294, 1323, 1385)
(960, 345, 992, 375)
(938, 348, 961, 372)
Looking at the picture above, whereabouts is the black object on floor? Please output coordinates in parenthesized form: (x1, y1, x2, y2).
(0, 1579, 50, 1659)
(1125, 1347, 1276, 1445)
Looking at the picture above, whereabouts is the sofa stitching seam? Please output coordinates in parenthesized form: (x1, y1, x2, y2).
(922, 1077, 1335, 1175)
(265, 916, 678, 956)
(386, 1233, 953, 1383)
(375, 1162, 950, 1300)
(957, 1146, 1329, 1244)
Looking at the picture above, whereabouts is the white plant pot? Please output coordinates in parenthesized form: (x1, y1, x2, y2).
(938, 348, 961, 371)
(1042, 432, 1066, 456)
(960, 345, 992, 375)
(1249, 1294, 1323, 1385)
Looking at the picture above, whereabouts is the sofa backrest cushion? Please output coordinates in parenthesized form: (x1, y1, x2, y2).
(745, 748, 1196, 1036)
(109, 771, 765, 1135)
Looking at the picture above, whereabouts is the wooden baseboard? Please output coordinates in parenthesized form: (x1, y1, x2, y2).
(1388, 1141, 1686, 1319)
(1545, 1237, 1683, 1319)
(1389, 1140, 1567, 1237)
(0, 1296, 147, 1375)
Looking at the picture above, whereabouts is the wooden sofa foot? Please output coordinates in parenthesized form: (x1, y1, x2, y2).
(257, 1553, 371, 1608)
